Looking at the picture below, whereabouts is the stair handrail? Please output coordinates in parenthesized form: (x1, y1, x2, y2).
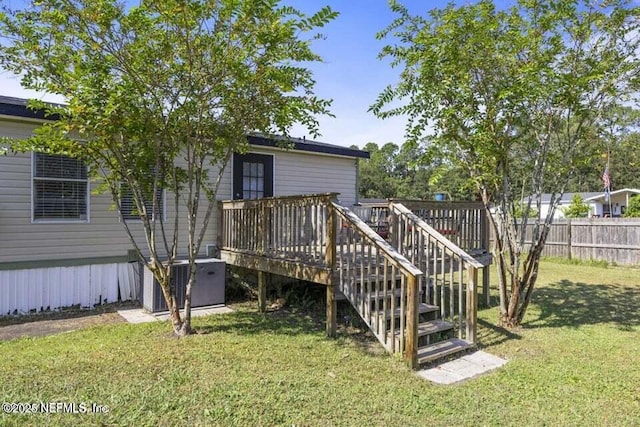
(332, 201, 422, 369)
(390, 201, 481, 344)
(332, 202, 423, 277)
(390, 202, 484, 269)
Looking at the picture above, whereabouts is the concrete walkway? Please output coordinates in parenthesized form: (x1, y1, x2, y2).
(417, 351, 507, 384)
(117, 304, 234, 324)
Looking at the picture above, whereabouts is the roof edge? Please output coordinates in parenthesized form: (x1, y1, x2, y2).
(0, 96, 370, 159)
(247, 135, 369, 159)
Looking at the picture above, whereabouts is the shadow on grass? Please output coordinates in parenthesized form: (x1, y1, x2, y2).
(200, 307, 326, 337)
(525, 280, 640, 331)
(477, 318, 522, 349)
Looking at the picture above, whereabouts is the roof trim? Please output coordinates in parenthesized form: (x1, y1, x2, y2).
(584, 188, 640, 201)
(247, 135, 369, 159)
(0, 96, 61, 121)
(0, 95, 370, 160)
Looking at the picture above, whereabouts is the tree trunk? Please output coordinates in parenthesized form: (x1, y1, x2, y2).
(156, 272, 193, 336)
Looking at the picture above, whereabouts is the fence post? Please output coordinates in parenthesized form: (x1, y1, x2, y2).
(405, 273, 419, 369)
(325, 200, 337, 338)
(567, 218, 572, 260)
(466, 266, 478, 343)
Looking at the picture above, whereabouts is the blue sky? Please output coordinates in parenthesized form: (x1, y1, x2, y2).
(0, 0, 517, 148)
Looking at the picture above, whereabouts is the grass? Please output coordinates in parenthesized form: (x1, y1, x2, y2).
(1, 261, 640, 426)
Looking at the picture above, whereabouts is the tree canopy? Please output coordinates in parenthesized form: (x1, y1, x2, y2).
(0, 0, 337, 334)
(372, 0, 640, 326)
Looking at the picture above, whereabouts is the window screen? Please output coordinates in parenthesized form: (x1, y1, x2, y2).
(242, 162, 265, 200)
(33, 153, 88, 220)
(120, 184, 164, 221)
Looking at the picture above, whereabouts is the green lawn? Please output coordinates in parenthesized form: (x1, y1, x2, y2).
(2, 261, 639, 426)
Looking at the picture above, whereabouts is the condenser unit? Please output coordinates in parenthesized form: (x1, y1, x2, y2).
(141, 258, 226, 313)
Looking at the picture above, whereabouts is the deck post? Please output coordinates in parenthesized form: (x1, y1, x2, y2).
(466, 265, 478, 343)
(216, 201, 224, 255)
(325, 200, 337, 338)
(387, 202, 397, 248)
(257, 201, 265, 254)
(258, 271, 267, 313)
(405, 273, 419, 369)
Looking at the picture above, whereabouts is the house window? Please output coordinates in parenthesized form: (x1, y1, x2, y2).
(232, 153, 273, 200)
(120, 183, 164, 221)
(33, 153, 88, 221)
(243, 162, 265, 200)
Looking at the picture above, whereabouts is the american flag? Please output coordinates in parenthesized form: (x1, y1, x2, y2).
(602, 166, 611, 191)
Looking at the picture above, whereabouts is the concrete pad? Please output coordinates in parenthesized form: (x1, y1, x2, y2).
(154, 304, 234, 321)
(417, 351, 507, 385)
(117, 305, 233, 324)
(117, 308, 158, 324)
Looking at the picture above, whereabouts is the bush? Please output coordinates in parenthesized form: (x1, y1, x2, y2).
(563, 194, 590, 218)
(623, 194, 640, 217)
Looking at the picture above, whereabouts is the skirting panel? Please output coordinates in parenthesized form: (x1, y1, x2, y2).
(0, 263, 139, 316)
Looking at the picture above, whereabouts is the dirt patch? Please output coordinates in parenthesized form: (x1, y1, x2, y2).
(0, 301, 137, 342)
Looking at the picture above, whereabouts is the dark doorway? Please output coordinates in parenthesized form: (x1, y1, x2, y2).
(232, 153, 274, 200)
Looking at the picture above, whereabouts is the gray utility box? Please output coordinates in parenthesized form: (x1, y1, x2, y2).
(141, 258, 226, 313)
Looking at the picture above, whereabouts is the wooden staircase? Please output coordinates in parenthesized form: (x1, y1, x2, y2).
(332, 202, 482, 367)
(219, 194, 489, 369)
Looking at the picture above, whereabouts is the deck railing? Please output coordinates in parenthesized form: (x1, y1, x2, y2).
(220, 193, 336, 266)
(389, 202, 482, 343)
(220, 194, 424, 367)
(354, 200, 489, 254)
(333, 202, 423, 368)
(219, 194, 484, 368)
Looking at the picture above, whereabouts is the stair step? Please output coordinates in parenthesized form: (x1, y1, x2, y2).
(352, 288, 408, 300)
(380, 303, 438, 318)
(389, 320, 453, 339)
(417, 338, 473, 364)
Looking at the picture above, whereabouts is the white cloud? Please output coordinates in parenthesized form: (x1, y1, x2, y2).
(0, 72, 66, 103)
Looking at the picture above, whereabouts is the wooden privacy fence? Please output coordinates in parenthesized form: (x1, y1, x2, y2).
(490, 218, 640, 265)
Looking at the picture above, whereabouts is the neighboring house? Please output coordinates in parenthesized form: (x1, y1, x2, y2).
(526, 189, 640, 219)
(0, 95, 369, 315)
(585, 188, 640, 217)
(526, 192, 601, 220)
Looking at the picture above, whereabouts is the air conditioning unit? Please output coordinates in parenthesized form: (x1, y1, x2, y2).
(141, 258, 226, 313)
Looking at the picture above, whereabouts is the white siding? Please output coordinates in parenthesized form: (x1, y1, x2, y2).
(244, 147, 358, 206)
(0, 120, 218, 264)
(1, 118, 359, 265)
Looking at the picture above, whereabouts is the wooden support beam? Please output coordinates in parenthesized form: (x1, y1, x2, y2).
(326, 276, 337, 338)
(258, 271, 267, 313)
(216, 201, 223, 253)
(405, 274, 419, 370)
(220, 250, 331, 285)
(466, 266, 478, 343)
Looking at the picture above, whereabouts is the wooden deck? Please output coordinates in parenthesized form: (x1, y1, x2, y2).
(219, 193, 491, 369)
